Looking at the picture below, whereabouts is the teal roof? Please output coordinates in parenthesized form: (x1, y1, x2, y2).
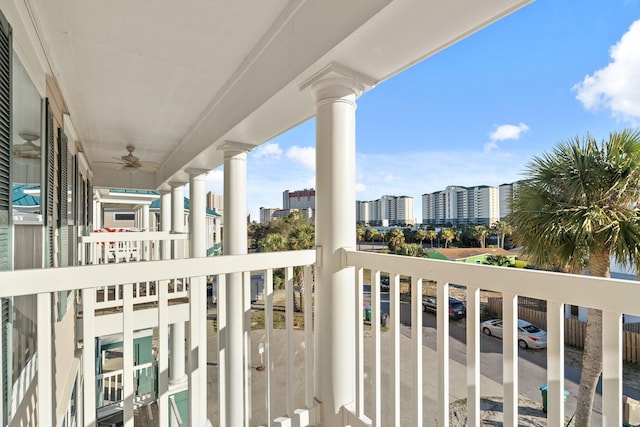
(12, 185, 41, 206)
(150, 197, 221, 217)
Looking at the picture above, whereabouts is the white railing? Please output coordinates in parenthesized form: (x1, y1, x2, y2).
(79, 231, 189, 265)
(7, 246, 636, 426)
(79, 232, 190, 310)
(344, 249, 640, 427)
(97, 362, 155, 408)
(0, 249, 316, 427)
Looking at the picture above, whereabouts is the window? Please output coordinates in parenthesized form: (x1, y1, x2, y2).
(114, 213, 135, 221)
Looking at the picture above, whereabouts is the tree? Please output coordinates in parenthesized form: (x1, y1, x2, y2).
(426, 230, 437, 247)
(474, 225, 489, 248)
(509, 129, 640, 427)
(366, 229, 379, 247)
(439, 228, 456, 248)
(356, 226, 365, 250)
(387, 228, 405, 252)
(416, 229, 428, 247)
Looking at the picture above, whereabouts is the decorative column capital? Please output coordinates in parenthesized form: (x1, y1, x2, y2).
(300, 62, 375, 102)
(217, 141, 254, 158)
(169, 181, 187, 189)
(185, 168, 209, 178)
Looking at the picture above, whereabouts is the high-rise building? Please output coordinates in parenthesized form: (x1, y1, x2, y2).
(283, 189, 316, 210)
(498, 181, 523, 220)
(356, 195, 414, 225)
(422, 185, 499, 226)
(206, 191, 224, 213)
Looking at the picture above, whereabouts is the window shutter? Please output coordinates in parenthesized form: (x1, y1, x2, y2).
(57, 130, 69, 319)
(44, 100, 54, 268)
(58, 129, 68, 266)
(0, 11, 11, 425)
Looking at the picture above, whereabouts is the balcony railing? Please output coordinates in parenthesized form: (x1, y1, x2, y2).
(344, 248, 640, 427)
(1, 244, 639, 426)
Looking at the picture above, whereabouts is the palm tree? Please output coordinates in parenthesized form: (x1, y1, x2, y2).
(366, 229, 379, 249)
(426, 230, 437, 248)
(289, 225, 315, 311)
(387, 228, 405, 252)
(416, 229, 428, 247)
(510, 129, 640, 427)
(356, 227, 365, 250)
(474, 225, 489, 248)
(439, 228, 456, 248)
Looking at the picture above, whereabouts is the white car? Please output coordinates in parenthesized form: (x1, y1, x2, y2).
(481, 319, 547, 349)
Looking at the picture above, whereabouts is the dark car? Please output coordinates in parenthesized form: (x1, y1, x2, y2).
(380, 275, 390, 292)
(422, 296, 466, 319)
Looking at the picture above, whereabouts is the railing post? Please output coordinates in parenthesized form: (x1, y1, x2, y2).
(300, 63, 374, 426)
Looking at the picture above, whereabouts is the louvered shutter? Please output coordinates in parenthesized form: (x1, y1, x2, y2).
(57, 130, 69, 319)
(0, 11, 11, 425)
(44, 100, 54, 268)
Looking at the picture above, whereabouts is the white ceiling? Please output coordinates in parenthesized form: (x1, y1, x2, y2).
(16, 0, 532, 190)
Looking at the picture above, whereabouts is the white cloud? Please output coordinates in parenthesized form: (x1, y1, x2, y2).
(484, 123, 530, 151)
(574, 19, 640, 123)
(252, 143, 282, 159)
(355, 182, 367, 192)
(286, 146, 315, 170)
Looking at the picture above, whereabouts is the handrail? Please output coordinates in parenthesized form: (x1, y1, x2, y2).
(0, 250, 316, 297)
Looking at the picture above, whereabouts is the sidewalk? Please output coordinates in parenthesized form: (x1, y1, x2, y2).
(206, 321, 512, 426)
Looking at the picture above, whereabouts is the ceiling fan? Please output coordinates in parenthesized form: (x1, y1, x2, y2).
(97, 145, 160, 172)
(13, 133, 41, 161)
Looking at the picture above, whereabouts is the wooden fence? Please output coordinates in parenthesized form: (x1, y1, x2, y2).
(486, 297, 640, 364)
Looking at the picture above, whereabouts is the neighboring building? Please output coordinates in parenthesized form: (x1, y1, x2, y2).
(259, 189, 316, 224)
(422, 185, 499, 226)
(356, 195, 414, 226)
(206, 191, 224, 213)
(427, 247, 516, 264)
(498, 181, 523, 221)
(283, 189, 315, 210)
(260, 206, 314, 224)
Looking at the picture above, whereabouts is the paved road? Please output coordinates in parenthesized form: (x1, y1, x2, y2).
(363, 284, 640, 424)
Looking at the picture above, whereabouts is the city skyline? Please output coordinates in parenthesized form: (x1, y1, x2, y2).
(205, 0, 640, 222)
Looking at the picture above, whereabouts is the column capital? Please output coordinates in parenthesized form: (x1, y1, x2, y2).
(300, 62, 375, 102)
(158, 188, 171, 195)
(185, 167, 210, 178)
(169, 181, 187, 189)
(218, 141, 254, 158)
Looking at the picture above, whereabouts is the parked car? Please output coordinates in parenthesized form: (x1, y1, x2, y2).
(380, 275, 390, 292)
(422, 296, 466, 320)
(481, 319, 548, 349)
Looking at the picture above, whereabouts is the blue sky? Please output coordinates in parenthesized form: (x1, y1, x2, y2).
(207, 0, 640, 222)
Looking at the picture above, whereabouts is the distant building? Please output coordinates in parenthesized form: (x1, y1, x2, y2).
(498, 181, 523, 221)
(260, 207, 314, 224)
(206, 191, 224, 212)
(283, 189, 316, 210)
(356, 195, 414, 226)
(422, 185, 499, 226)
(260, 189, 316, 224)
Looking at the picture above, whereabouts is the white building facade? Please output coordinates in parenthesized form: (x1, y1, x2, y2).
(422, 185, 499, 226)
(356, 195, 414, 226)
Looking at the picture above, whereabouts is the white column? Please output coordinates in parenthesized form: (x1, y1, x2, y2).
(160, 189, 172, 259)
(94, 200, 102, 229)
(37, 293, 53, 425)
(219, 141, 252, 426)
(158, 188, 171, 426)
(141, 204, 150, 259)
(301, 64, 373, 426)
(142, 204, 149, 231)
(187, 169, 210, 426)
(169, 183, 187, 386)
